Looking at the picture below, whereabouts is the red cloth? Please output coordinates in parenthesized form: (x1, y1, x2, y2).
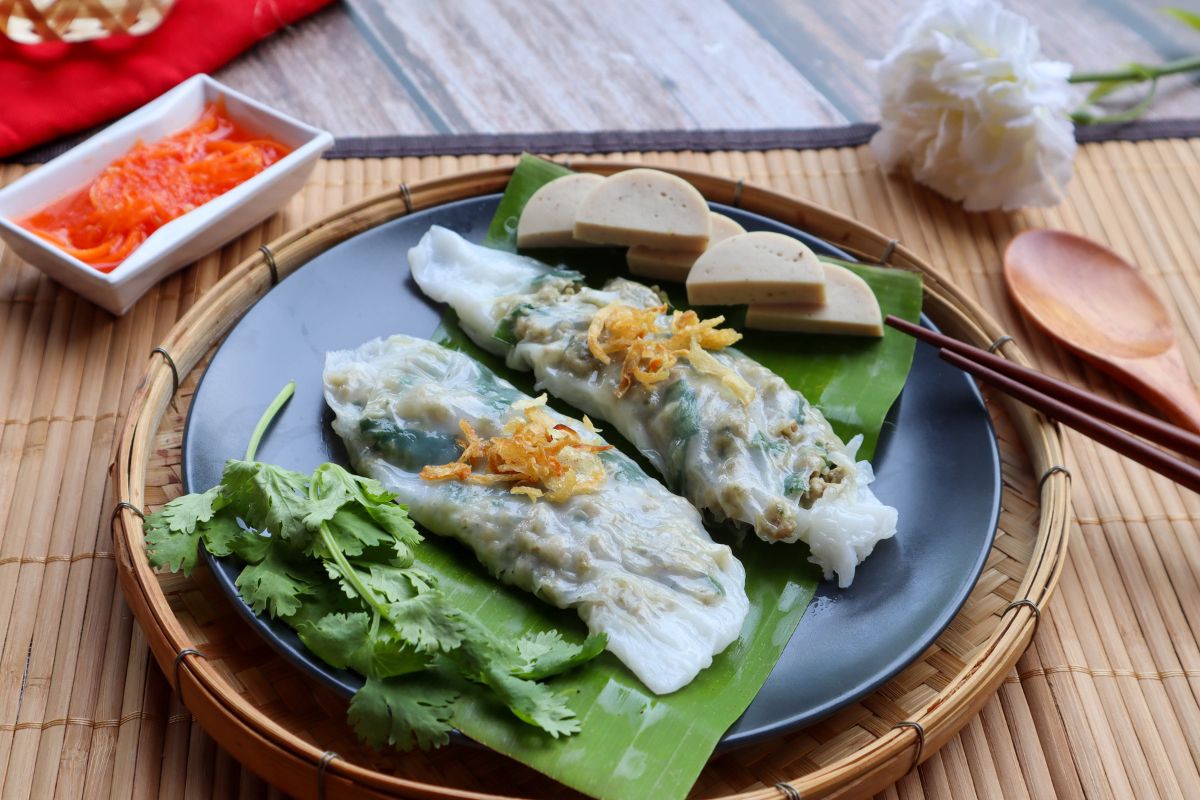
(0, 0, 334, 158)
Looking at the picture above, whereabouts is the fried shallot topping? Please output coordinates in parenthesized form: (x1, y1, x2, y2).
(419, 395, 612, 502)
(586, 303, 754, 402)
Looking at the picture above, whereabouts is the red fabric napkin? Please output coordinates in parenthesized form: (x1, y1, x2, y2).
(0, 0, 334, 158)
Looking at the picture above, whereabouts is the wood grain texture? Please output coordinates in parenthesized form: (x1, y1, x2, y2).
(213, 4, 441, 136)
(212, 0, 1200, 137)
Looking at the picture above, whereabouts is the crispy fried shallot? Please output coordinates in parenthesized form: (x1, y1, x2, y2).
(420, 396, 612, 502)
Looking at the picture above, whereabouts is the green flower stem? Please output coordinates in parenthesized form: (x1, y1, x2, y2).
(1068, 54, 1200, 84)
(244, 381, 296, 461)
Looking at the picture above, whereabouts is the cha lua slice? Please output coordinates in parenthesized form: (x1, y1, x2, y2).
(516, 173, 605, 248)
(627, 212, 746, 283)
(573, 168, 711, 250)
(687, 231, 826, 306)
(747, 263, 884, 337)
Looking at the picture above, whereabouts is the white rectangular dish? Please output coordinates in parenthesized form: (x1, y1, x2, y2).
(0, 74, 333, 314)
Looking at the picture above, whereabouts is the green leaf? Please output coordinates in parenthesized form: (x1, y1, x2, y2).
(483, 154, 572, 250)
(383, 592, 464, 653)
(221, 460, 313, 546)
(235, 550, 314, 618)
(509, 630, 608, 679)
(348, 675, 458, 750)
(450, 629, 582, 737)
(477, 666, 580, 738)
(318, 506, 395, 558)
(198, 509, 272, 564)
(1165, 7, 1200, 31)
(227, 529, 272, 564)
(297, 611, 428, 679)
(153, 486, 223, 534)
(143, 486, 228, 575)
(361, 502, 422, 560)
(303, 462, 421, 562)
(359, 563, 438, 601)
(144, 514, 201, 576)
(308, 462, 397, 514)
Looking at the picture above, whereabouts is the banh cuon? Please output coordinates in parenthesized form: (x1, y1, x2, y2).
(411, 225, 897, 587)
(323, 334, 750, 695)
(517, 166, 884, 336)
(144, 156, 922, 800)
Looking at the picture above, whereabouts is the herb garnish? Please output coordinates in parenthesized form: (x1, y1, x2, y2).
(145, 382, 604, 750)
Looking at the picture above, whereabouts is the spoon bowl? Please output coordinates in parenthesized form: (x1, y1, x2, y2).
(1004, 229, 1200, 434)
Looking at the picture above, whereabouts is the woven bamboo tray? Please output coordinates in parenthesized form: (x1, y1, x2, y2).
(111, 163, 1069, 799)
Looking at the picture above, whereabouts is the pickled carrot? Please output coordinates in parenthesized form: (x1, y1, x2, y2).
(19, 102, 291, 273)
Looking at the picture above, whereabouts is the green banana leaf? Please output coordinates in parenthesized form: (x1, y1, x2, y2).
(418, 508, 817, 800)
(400, 155, 923, 800)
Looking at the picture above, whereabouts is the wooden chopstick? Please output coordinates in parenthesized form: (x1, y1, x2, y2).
(884, 316, 1200, 495)
(938, 350, 1200, 494)
(885, 315, 1200, 459)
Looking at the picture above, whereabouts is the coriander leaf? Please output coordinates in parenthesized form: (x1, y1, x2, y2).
(510, 631, 608, 680)
(348, 676, 457, 751)
(199, 509, 272, 564)
(385, 593, 464, 653)
(323, 560, 360, 601)
(304, 463, 419, 563)
(143, 485, 226, 576)
(235, 550, 314, 618)
(475, 660, 580, 738)
(451, 623, 581, 737)
(297, 611, 427, 679)
(286, 579, 361, 629)
(362, 502, 422, 559)
(196, 509, 244, 557)
(156, 486, 223, 534)
(300, 495, 347, 531)
(226, 528, 272, 564)
(303, 463, 403, 534)
(359, 563, 437, 603)
(312, 462, 397, 506)
(317, 506, 394, 558)
(144, 514, 201, 576)
(221, 460, 313, 546)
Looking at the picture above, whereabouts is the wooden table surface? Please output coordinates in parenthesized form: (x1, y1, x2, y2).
(213, 0, 1200, 137)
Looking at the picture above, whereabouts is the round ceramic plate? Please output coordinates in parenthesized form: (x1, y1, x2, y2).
(182, 195, 1001, 746)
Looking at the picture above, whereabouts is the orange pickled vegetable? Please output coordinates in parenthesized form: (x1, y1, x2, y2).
(20, 102, 291, 273)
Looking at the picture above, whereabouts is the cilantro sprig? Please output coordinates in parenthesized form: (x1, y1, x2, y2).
(145, 382, 604, 750)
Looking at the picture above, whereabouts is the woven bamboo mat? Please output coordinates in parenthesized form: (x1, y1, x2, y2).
(1, 141, 1199, 798)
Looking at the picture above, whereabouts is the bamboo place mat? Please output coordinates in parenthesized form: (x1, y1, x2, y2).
(1, 140, 1199, 798)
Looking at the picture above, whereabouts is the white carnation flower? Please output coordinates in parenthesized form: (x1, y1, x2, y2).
(870, 0, 1077, 211)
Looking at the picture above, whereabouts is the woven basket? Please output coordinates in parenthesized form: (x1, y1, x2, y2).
(112, 163, 1070, 800)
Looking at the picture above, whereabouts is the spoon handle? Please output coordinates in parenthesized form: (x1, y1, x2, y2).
(1105, 346, 1200, 435)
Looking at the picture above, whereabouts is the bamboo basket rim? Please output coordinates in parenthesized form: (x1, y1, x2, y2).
(111, 161, 1070, 800)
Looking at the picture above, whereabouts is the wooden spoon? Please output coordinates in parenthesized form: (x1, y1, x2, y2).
(1004, 229, 1200, 434)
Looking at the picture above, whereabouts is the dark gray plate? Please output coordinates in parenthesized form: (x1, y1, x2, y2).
(182, 194, 1001, 747)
